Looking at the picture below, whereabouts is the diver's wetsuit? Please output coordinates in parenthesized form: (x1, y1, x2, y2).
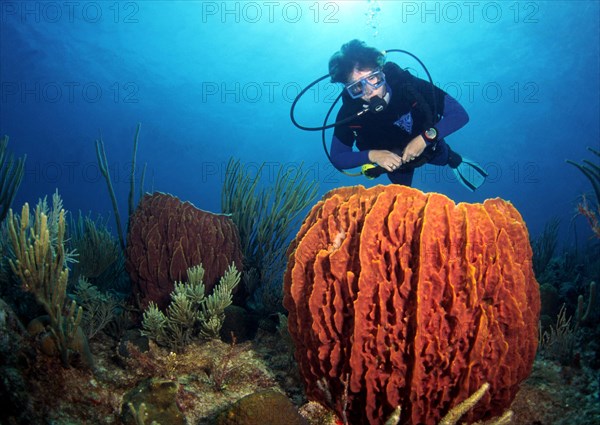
(330, 62, 469, 186)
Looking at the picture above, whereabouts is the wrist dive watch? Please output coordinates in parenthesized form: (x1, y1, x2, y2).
(422, 127, 438, 144)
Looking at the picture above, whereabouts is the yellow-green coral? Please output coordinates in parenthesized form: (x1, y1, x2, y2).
(7, 201, 83, 367)
(141, 263, 240, 350)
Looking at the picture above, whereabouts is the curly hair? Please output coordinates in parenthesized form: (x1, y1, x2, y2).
(328, 39, 385, 84)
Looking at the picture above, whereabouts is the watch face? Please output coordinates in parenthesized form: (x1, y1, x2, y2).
(426, 128, 437, 139)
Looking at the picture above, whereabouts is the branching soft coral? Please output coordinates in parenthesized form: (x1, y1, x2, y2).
(141, 263, 240, 351)
(7, 201, 84, 367)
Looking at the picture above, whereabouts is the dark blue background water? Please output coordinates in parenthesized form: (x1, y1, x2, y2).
(1, 1, 599, 244)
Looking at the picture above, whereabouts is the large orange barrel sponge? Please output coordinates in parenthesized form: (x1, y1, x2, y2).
(283, 185, 540, 425)
(126, 192, 243, 310)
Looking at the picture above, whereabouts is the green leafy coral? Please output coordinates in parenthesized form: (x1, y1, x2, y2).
(221, 158, 318, 314)
(0, 135, 26, 223)
(142, 263, 240, 351)
(68, 212, 122, 281)
(73, 277, 121, 340)
(7, 197, 84, 367)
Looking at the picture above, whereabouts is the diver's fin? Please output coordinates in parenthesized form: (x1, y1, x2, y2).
(452, 158, 488, 191)
(447, 149, 488, 191)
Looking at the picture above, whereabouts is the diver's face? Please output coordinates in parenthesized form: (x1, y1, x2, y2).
(348, 68, 387, 102)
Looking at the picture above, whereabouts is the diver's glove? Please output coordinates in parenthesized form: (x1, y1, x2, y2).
(447, 149, 488, 191)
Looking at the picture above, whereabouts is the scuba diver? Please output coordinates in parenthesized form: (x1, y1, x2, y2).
(293, 39, 487, 190)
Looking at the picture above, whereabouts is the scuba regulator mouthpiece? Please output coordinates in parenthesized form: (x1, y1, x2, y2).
(357, 95, 388, 118)
(368, 95, 387, 113)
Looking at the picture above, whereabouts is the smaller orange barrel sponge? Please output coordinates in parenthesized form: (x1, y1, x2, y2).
(126, 192, 243, 310)
(283, 185, 540, 425)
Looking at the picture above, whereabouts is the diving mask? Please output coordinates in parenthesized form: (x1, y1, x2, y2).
(345, 70, 386, 99)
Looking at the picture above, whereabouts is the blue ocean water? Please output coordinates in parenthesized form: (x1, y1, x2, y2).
(1, 0, 599, 245)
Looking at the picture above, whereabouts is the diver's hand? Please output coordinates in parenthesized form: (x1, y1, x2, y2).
(368, 150, 402, 172)
(401, 135, 427, 164)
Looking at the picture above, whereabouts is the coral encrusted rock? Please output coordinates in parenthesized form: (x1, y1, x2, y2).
(214, 389, 308, 425)
(283, 185, 540, 425)
(126, 192, 243, 310)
